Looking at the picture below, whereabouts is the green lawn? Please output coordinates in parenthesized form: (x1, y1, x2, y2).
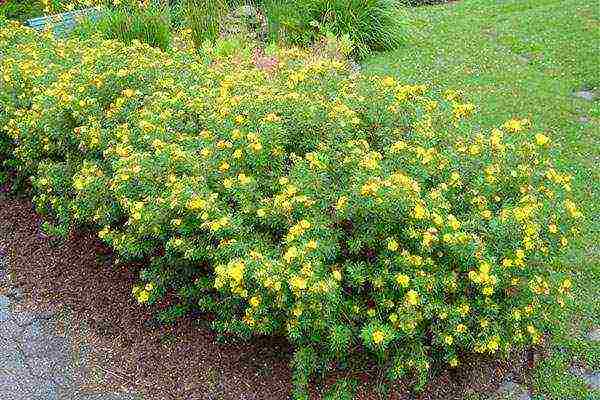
(364, 0, 599, 398)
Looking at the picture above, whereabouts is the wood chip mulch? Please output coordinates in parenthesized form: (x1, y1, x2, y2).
(0, 194, 535, 399)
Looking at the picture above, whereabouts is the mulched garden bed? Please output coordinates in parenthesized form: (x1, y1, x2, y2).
(0, 194, 536, 399)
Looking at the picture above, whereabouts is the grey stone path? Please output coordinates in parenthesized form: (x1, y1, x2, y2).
(0, 254, 140, 400)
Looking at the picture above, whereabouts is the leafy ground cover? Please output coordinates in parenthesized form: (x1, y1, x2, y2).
(364, 0, 599, 398)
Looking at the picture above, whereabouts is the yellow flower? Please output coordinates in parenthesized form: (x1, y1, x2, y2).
(122, 88, 135, 98)
(332, 270, 342, 281)
(447, 215, 461, 230)
(503, 118, 529, 133)
(137, 290, 150, 303)
(382, 76, 396, 87)
(228, 261, 245, 284)
(264, 113, 281, 123)
(219, 162, 230, 172)
(405, 290, 419, 306)
(188, 196, 206, 210)
(449, 357, 459, 367)
(444, 335, 454, 345)
(238, 173, 251, 185)
(249, 296, 260, 307)
(456, 324, 467, 334)
(487, 336, 500, 352)
(413, 204, 427, 219)
(305, 240, 318, 251)
(249, 141, 263, 152)
(548, 223, 558, 233)
(223, 178, 234, 189)
(284, 246, 299, 263)
(257, 208, 266, 217)
(387, 239, 399, 252)
(290, 275, 307, 290)
(372, 329, 385, 345)
(534, 133, 550, 146)
(395, 274, 410, 287)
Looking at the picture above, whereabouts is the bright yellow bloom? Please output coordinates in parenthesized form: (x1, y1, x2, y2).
(188, 196, 206, 210)
(249, 296, 260, 307)
(305, 240, 318, 251)
(332, 270, 342, 281)
(413, 204, 427, 219)
(219, 162, 230, 172)
(372, 329, 385, 345)
(405, 290, 419, 306)
(395, 274, 410, 287)
(535, 133, 550, 146)
(387, 239, 399, 251)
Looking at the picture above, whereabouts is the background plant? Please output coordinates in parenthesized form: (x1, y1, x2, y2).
(262, 0, 407, 58)
(72, 0, 172, 49)
(0, 19, 581, 399)
(184, 0, 228, 46)
(0, 0, 98, 21)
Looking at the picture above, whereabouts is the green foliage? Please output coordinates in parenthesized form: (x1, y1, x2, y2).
(0, 20, 582, 398)
(0, 0, 100, 22)
(262, 0, 407, 57)
(0, 0, 44, 21)
(324, 378, 358, 400)
(184, 0, 229, 46)
(74, 1, 172, 50)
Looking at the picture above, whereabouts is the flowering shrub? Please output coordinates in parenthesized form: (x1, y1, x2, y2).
(0, 20, 581, 398)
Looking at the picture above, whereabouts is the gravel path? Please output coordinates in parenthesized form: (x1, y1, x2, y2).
(0, 254, 140, 400)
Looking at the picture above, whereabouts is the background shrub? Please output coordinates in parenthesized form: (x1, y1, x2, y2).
(0, 0, 102, 21)
(74, 1, 172, 50)
(184, 0, 229, 46)
(263, 0, 407, 57)
(0, 20, 580, 398)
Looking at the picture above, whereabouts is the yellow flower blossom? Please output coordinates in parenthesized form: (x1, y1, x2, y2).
(405, 290, 419, 306)
(372, 329, 385, 345)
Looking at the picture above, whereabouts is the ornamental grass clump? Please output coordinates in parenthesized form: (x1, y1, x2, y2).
(0, 20, 581, 398)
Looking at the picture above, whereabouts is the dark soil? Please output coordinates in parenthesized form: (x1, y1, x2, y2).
(0, 194, 535, 399)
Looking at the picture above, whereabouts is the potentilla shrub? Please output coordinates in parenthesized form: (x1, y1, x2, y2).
(0, 20, 581, 398)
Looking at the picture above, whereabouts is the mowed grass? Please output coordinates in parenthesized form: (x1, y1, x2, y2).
(364, 0, 599, 398)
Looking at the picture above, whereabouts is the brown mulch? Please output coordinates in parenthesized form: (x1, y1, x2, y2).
(0, 194, 535, 399)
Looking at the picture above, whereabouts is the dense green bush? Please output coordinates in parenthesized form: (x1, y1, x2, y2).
(184, 0, 228, 46)
(0, 0, 97, 21)
(0, 21, 580, 398)
(263, 0, 407, 57)
(74, 1, 172, 50)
